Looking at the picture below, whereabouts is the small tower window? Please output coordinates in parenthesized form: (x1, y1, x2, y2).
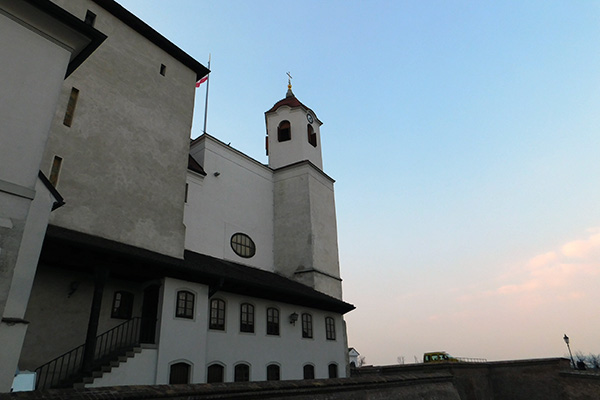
(84, 10, 96, 26)
(277, 121, 291, 142)
(307, 124, 317, 147)
(63, 87, 79, 127)
(49, 156, 63, 187)
(160, 64, 166, 76)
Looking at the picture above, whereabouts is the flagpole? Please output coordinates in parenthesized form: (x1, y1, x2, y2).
(203, 54, 211, 134)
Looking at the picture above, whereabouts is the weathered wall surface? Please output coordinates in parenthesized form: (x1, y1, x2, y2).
(42, 0, 197, 258)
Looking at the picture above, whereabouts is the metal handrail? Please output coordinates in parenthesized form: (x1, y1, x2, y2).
(35, 317, 142, 389)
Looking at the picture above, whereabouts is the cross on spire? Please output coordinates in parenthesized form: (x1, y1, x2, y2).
(286, 72, 293, 97)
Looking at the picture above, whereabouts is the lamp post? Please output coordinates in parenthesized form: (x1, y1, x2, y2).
(563, 334, 576, 369)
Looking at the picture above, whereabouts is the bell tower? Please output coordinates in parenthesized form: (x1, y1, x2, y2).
(265, 77, 323, 170)
(267, 79, 343, 299)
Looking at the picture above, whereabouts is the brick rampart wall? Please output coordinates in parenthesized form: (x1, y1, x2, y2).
(0, 373, 460, 400)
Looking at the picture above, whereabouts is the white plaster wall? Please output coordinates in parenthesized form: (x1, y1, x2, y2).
(205, 292, 347, 381)
(86, 348, 158, 388)
(42, 0, 196, 258)
(273, 162, 342, 298)
(266, 106, 323, 171)
(186, 136, 275, 271)
(155, 277, 209, 384)
(0, 9, 69, 189)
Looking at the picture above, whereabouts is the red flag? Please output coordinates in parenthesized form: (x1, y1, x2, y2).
(196, 75, 208, 88)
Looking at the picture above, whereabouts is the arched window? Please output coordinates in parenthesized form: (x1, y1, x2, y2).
(169, 362, 190, 384)
(210, 299, 226, 330)
(240, 303, 254, 333)
(176, 290, 194, 319)
(301, 313, 312, 338)
(266, 307, 279, 335)
(307, 124, 317, 147)
(234, 363, 250, 382)
(111, 291, 134, 319)
(266, 364, 280, 381)
(325, 317, 336, 340)
(277, 120, 291, 142)
(303, 364, 315, 379)
(328, 363, 338, 378)
(207, 364, 224, 383)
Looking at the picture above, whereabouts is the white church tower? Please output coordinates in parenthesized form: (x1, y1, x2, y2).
(266, 79, 343, 299)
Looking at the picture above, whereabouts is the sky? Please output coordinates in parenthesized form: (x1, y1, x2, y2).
(117, 0, 600, 365)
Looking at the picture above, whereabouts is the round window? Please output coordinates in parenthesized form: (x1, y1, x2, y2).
(230, 233, 256, 258)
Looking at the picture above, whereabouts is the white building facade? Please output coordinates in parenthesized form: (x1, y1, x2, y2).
(8, 0, 354, 391)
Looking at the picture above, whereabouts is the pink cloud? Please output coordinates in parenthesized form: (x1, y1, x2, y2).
(471, 228, 600, 303)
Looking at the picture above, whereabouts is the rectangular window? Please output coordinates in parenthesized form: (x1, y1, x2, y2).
(325, 317, 336, 340)
(160, 64, 166, 76)
(240, 303, 254, 333)
(176, 290, 194, 319)
(301, 313, 312, 338)
(209, 299, 225, 330)
(49, 156, 63, 187)
(111, 291, 134, 319)
(63, 87, 79, 127)
(184, 183, 189, 203)
(266, 308, 279, 335)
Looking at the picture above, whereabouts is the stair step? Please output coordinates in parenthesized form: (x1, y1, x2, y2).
(101, 365, 112, 373)
(92, 370, 104, 378)
(73, 382, 86, 390)
(133, 347, 142, 353)
(82, 377, 94, 384)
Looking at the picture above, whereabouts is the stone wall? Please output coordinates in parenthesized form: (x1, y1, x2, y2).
(1, 373, 460, 400)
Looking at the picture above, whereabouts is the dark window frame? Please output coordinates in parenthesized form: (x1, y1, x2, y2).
(169, 362, 191, 384)
(325, 317, 336, 340)
(277, 120, 291, 142)
(234, 363, 250, 382)
(176, 290, 195, 319)
(303, 364, 315, 380)
(84, 10, 96, 26)
(266, 364, 280, 381)
(301, 313, 313, 339)
(307, 124, 317, 147)
(209, 298, 226, 330)
(328, 363, 338, 378)
(240, 303, 254, 333)
(230, 233, 256, 258)
(266, 307, 279, 336)
(111, 291, 134, 319)
(207, 364, 224, 383)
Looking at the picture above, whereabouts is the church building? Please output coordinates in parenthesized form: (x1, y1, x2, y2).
(8, 0, 354, 391)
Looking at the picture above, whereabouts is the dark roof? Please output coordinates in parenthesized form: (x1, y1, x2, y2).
(265, 90, 321, 123)
(185, 250, 355, 314)
(91, 0, 209, 80)
(188, 155, 206, 175)
(41, 226, 354, 314)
